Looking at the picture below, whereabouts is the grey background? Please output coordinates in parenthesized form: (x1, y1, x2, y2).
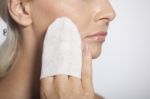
(0, 0, 150, 99)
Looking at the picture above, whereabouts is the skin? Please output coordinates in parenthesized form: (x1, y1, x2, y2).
(0, 0, 115, 99)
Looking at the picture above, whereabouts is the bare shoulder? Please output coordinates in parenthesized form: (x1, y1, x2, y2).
(95, 93, 104, 99)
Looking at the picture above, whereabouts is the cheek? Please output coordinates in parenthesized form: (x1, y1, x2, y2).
(31, 0, 93, 42)
(57, 1, 93, 38)
(31, 0, 61, 33)
(31, 0, 92, 32)
(32, 0, 60, 19)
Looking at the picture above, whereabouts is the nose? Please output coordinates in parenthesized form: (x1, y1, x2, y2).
(94, 0, 116, 22)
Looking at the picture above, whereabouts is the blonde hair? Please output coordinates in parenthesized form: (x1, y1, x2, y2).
(0, 0, 20, 78)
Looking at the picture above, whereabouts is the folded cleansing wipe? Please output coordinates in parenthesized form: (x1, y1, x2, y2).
(40, 16, 82, 79)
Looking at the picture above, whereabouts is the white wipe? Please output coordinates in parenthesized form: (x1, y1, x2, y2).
(40, 16, 82, 79)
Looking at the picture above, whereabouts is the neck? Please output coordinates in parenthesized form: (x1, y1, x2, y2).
(19, 26, 44, 63)
(2, 27, 44, 99)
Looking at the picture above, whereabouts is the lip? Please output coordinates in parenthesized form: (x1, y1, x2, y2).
(85, 32, 107, 42)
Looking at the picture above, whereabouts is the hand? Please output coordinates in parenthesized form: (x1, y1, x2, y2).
(40, 42, 95, 99)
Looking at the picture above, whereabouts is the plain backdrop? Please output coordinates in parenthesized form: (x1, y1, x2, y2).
(0, 0, 150, 99)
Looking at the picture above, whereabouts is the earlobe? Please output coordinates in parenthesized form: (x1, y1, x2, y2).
(8, 0, 32, 26)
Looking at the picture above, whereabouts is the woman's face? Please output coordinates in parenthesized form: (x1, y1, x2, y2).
(30, 0, 116, 59)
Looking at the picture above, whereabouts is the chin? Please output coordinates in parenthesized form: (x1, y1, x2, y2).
(91, 49, 102, 59)
(89, 43, 103, 59)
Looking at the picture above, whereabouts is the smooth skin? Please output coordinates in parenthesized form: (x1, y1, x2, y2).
(0, 0, 115, 99)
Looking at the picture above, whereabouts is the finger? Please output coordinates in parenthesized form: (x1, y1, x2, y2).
(41, 77, 54, 88)
(40, 77, 54, 97)
(69, 76, 82, 93)
(54, 75, 69, 94)
(81, 42, 93, 92)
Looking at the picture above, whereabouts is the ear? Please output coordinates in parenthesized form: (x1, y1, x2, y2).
(8, 0, 32, 26)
